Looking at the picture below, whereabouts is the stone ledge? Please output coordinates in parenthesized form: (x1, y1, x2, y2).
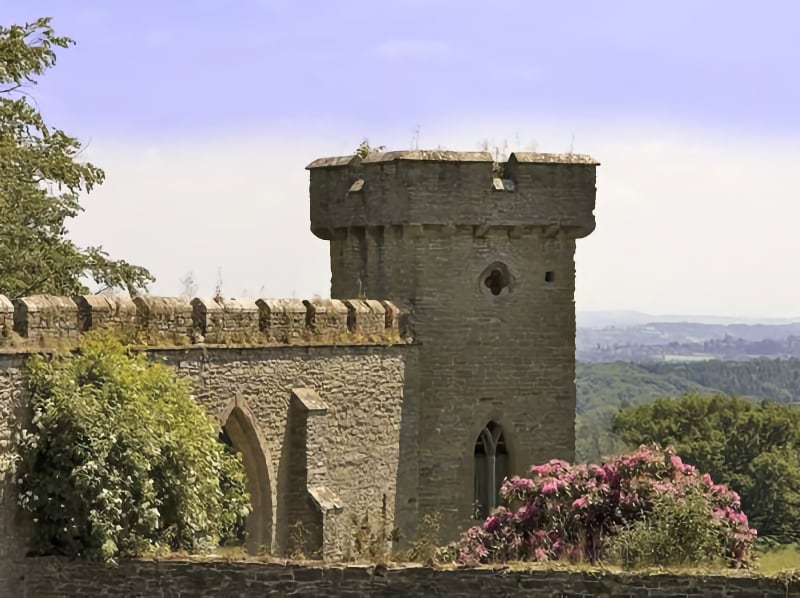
(291, 388, 328, 413)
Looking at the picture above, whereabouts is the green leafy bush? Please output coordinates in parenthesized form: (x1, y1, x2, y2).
(605, 485, 725, 569)
(16, 331, 250, 561)
(613, 393, 800, 544)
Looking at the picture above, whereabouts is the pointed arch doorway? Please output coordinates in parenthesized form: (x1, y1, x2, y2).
(220, 398, 274, 554)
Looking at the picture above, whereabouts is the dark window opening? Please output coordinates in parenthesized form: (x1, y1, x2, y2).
(544, 271, 554, 283)
(219, 428, 234, 448)
(479, 262, 513, 296)
(484, 269, 505, 295)
(218, 426, 246, 545)
(473, 421, 509, 519)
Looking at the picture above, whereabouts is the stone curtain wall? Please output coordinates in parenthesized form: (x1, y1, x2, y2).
(8, 559, 796, 597)
(158, 344, 415, 558)
(0, 342, 417, 574)
(0, 293, 413, 564)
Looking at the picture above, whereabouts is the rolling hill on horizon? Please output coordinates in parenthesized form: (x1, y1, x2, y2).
(576, 314, 800, 363)
(577, 310, 800, 329)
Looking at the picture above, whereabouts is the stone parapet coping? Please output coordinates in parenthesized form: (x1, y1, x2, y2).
(0, 294, 408, 349)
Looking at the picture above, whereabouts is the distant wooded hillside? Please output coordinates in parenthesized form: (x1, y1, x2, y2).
(575, 359, 800, 463)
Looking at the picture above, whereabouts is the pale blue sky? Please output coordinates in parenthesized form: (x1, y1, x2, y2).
(5, 1, 800, 317)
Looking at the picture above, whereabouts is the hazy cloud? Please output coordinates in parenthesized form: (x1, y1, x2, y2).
(13, 1, 795, 318)
(67, 122, 800, 319)
(374, 39, 449, 59)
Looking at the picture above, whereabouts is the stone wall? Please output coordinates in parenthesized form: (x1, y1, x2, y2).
(8, 558, 796, 597)
(0, 341, 418, 575)
(158, 344, 417, 557)
(329, 225, 579, 536)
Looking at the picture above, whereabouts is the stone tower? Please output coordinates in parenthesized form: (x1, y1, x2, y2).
(307, 150, 598, 538)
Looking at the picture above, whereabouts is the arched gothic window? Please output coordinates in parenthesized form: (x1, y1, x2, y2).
(473, 422, 508, 519)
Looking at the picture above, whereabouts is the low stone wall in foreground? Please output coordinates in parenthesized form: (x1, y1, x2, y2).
(9, 558, 797, 597)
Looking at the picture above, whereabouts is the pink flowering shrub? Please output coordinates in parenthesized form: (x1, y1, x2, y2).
(457, 445, 756, 568)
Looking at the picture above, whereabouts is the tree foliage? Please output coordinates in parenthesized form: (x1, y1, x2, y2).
(0, 17, 153, 297)
(612, 393, 800, 544)
(641, 358, 800, 404)
(16, 331, 250, 561)
(575, 359, 800, 463)
(457, 446, 755, 569)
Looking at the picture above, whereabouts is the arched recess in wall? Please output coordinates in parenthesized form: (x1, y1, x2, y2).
(219, 397, 275, 555)
(473, 421, 509, 519)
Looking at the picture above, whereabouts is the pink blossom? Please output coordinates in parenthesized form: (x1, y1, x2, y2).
(709, 483, 729, 497)
(456, 445, 756, 568)
(540, 479, 559, 495)
(484, 515, 500, 532)
(530, 463, 551, 475)
(509, 476, 534, 492)
(514, 502, 538, 523)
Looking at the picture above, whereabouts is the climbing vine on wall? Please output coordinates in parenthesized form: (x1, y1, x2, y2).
(15, 330, 250, 562)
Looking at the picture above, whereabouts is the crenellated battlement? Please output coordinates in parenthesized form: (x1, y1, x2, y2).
(0, 294, 406, 350)
(307, 150, 599, 241)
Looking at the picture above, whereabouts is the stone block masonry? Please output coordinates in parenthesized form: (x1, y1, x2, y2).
(2, 294, 403, 348)
(13, 295, 80, 342)
(309, 149, 598, 539)
(0, 296, 14, 338)
(307, 150, 597, 241)
(7, 559, 796, 597)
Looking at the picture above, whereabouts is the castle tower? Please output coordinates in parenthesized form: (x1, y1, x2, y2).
(307, 150, 598, 537)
